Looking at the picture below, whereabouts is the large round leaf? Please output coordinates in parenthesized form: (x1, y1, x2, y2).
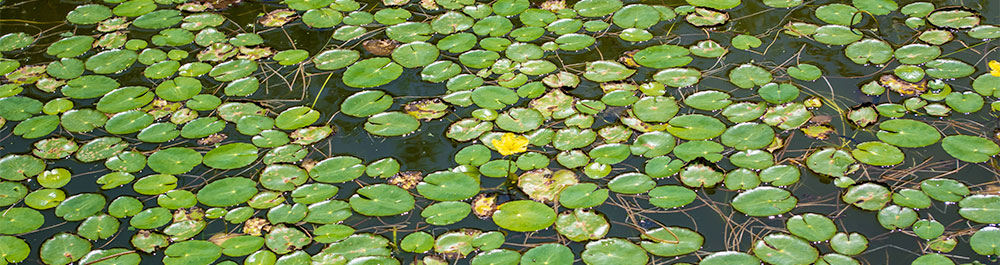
(581, 238, 647, 265)
(344, 58, 403, 88)
(197, 177, 258, 207)
(492, 200, 556, 232)
(40, 233, 91, 265)
(941, 135, 999, 163)
(147, 147, 201, 175)
(203, 143, 258, 169)
(753, 233, 818, 265)
(640, 226, 703, 257)
(731, 187, 797, 216)
(876, 119, 940, 148)
(350, 184, 415, 216)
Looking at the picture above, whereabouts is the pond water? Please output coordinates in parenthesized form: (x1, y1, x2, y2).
(0, 0, 999, 264)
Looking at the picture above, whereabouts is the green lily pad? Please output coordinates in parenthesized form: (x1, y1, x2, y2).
(970, 227, 1000, 255)
(75, 137, 127, 163)
(787, 63, 822, 81)
(0, 236, 29, 263)
(203, 143, 258, 169)
(941, 135, 999, 163)
(147, 147, 201, 175)
(816, 4, 860, 26)
(640, 226, 703, 257)
(959, 194, 1000, 224)
(894, 44, 940, 65)
(851, 141, 904, 166)
(197, 177, 258, 207)
(573, 0, 623, 17)
(555, 209, 610, 242)
(842, 183, 891, 211)
(53, 193, 105, 222)
(877, 204, 917, 230)
(391, 42, 439, 68)
(77, 214, 119, 241)
(521, 244, 574, 265)
(67, 4, 113, 25)
(608, 173, 655, 194)
(309, 156, 365, 183)
(720, 122, 774, 150)
(648, 185, 696, 208)
(844, 39, 893, 65)
(684, 90, 732, 111)
(85, 49, 137, 74)
(558, 183, 609, 209)
(921, 178, 969, 202)
(492, 200, 556, 232)
(927, 9, 979, 29)
(653, 68, 702, 88)
(400, 232, 433, 253)
(731, 186, 797, 216)
(364, 112, 420, 136)
(471, 249, 520, 265)
(341, 90, 393, 117)
(666, 114, 725, 140)
(731, 35, 762, 50)
(673, 140, 724, 162)
(422, 201, 471, 226)
(40, 233, 91, 265)
(813, 25, 863, 45)
(495, 108, 543, 133)
(209, 59, 257, 82)
(584, 61, 636, 82)
(418, 171, 480, 201)
(753, 233, 818, 265)
(350, 184, 415, 216)
(689, 40, 728, 58)
(876, 119, 940, 148)
(0, 33, 32, 52)
(786, 213, 836, 242)
(728, 64, 772, 89)
(163, 240, 221, 264)
(759, 83, 800, 104)
(701, 251, 760, 265)
(0, 207, 43, 234)
(582, 238, 648, 265)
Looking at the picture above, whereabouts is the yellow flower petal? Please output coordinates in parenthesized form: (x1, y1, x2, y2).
(991, 60, 1000, 77)
(492, 133, 529, 156)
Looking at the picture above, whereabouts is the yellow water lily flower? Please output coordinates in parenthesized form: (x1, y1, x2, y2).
(492, 133, 529, 156)
(990, 60, 1000, 77)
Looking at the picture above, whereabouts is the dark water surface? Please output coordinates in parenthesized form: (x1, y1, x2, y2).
(2, 0, 999, 264)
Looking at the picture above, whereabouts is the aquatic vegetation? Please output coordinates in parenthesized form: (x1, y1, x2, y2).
(0, 0, 999, 264)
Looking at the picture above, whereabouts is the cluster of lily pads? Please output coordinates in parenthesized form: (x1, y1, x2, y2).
(1, 0, 1000, 264)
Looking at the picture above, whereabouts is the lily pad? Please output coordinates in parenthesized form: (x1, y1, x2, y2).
(365, 112, 420, 136)
(851, 141, 904, 166)
(555, 209, 609, 242)
(350, 184, 415, 216)
(197, 177, 258, 207)
(728, 64, 772, 89)
(941, 135, 999, 163)
(959, 195, 1000, 224)
(40, 233, 91, 265)
(581, 238, 648, 265)
(731, 186, 797, 216)
(753, 233, 818, 265)
(842, 183, 891, 211)
(876, 119, 940, 148)
(492, 200, 556, 232)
